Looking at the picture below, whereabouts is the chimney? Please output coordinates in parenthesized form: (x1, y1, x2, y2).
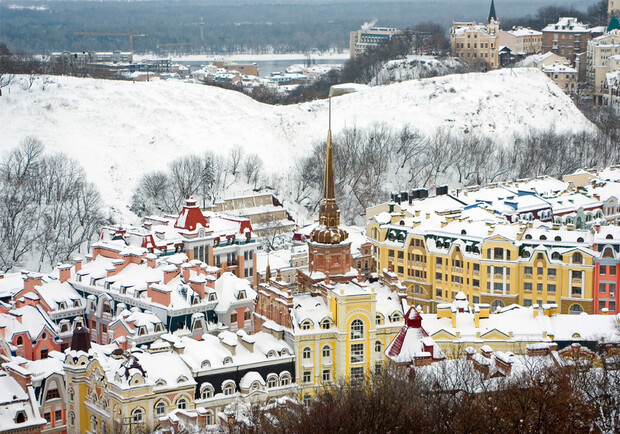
(4, 364, 33, 393)
(206, 275, 216, 290)
(148, 284, 171, 307)
(163, 265, 179, 284)
(481, 345, 493, 359)
(23, 273, 42, 293)
(146, 253, 157, 268)
(324, 272, 330, 285)
(219, 334, 237, 355)
(236, 330, 255, 352)
(357, 269, 364, 283)
(59, 264, 72, 283)
(74, 257, 83, 273)
(182, 263, 192, 281)
(85, 253, 93, 263)
(189, 275, 207, 299)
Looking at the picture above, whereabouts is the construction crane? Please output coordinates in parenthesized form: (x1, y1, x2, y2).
(73, 29, 148, 54)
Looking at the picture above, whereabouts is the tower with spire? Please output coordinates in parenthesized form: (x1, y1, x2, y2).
(298, 96, 356, 291)
(487, 0, 499, 35)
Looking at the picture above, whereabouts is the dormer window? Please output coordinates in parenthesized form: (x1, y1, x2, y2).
(300, 320, 312, 330)
(238, 290, 246, 300)
(15, 411, 27, 424)
(223, 357, 233, 365)
(320, 319, 330, 330)
(208, 293, 217, 301)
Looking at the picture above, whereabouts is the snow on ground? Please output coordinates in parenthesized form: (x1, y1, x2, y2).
(0, 68, 594, 213)
(370, 55, 466, 85)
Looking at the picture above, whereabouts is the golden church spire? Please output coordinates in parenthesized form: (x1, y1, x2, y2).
(310, 96, 348, 245)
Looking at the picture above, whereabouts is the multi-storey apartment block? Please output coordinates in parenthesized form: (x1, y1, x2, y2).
(586, 29, 620, 103)
(349, 26, 399, 59)
(542, 17, 603, 64)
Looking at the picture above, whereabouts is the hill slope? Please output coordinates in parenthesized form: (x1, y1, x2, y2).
(0, 68, 593, 211)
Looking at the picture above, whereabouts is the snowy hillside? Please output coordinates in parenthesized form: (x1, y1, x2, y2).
(0, 68, 594, 211)
(369, 55, 466, 85)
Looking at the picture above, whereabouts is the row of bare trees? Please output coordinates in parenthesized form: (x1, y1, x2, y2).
(0, 138, 106, 272)
(235, 355, 620, 434)
(290, 124, 619, 223)
(131, 146, 265, 216)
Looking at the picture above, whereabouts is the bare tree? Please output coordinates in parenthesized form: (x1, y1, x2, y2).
(228, 145, 245, 176)
(243, 153, 264, 188)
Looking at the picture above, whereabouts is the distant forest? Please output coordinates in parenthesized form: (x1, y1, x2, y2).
(0, 0, 600, 55)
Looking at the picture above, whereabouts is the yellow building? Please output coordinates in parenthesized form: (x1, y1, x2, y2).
(64, 327, 196, 434)
(420, 292, 620, 356)
(450, 1, 500, 68)
(367, 202, 596, 315)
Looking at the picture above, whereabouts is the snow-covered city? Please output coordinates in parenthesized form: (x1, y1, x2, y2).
(1, 0, 620, 432)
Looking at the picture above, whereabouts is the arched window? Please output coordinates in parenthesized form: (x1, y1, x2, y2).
(177, 397, 188, 410)
(68, 412, 75, 427)
(223, 382, 235, 396)
(491, 300, 505, 312)
(302, 347, 311, 360)
(223, 357, 233, 365)
(521, 250, 530, 259)
(351, 319, 364, 340)
(573, 252, 583, 264)
(90, 416, 97, 432)
(201, 360, 211, 369)
(577, 237, 584, 243)
(552, 252, 561, 260)
(554, 236, 562, 242)
(320, 319, 331, 330)
(16, 336, 23, 346)
(322, 345, 331, 358)
(16, 411, 27, 424)
(201, 384, 214, 400)
(131, 408, 144, 424)
(300, 320, 313, 330)
(155, 401, 167, 416)
(602, 247, 614, 258)
(267, 375, 279, 388)
(68, 388, 74, 402)
(539, 235, 547, 240)
(569, 304, 583, 315)
(375, 341, 382, 353)
(206, 410, 214, 425)
(390, 312, 402, 323)
(280, 373, 291, 386)
(376, 314, 383, 325)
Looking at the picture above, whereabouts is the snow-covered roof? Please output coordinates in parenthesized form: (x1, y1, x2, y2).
(0, 370, 46, 431)
(542, 17, 589, 33)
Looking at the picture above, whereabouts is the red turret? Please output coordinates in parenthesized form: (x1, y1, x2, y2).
(174, 197, 208, 232)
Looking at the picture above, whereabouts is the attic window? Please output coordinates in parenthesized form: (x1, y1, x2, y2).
(300, 320, 313, 330)
(555, 236, 562, 242)
(577, 237, 584, 243)
(461, 230, 467, 235)
(208, 293, 217, 301)
(238, 290, 246, 300)
(320, 319, 331, 330)
(177, 376, 188, 383)
(525, 234, 532, 240)
(15, 411, 27, 424)
(155, 380, 167, 387)
(607, 234, 614, 240)
(223, 357, 233, 365)
(539, 235, 547, 241)
(390, 313, 402, 323)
